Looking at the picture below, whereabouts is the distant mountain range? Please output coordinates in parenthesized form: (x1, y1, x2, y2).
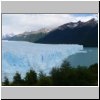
(3, 18, 98, 47)
(3, 28, 51, 42)
(2, 33, 15, 40)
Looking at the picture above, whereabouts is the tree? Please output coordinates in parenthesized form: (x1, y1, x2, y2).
(50, 60, 72, 86)
(88, 63, 98, 85)
(61, 60, 71, 68)
(89, 63, 98, 73)
(24, 69, 37, 86)
(50, 67, 61, 86)
(38, 71, 52, 86)
(3, 76, 9, 86)
(13, 72, 23, 86)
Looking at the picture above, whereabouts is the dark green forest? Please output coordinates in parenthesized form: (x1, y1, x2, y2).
(2, 61, 98, 86)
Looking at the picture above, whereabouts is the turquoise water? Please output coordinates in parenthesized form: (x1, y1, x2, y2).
(67, 48, 98, 67)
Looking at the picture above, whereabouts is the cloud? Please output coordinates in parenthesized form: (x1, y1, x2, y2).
(2, 14, 98, 35)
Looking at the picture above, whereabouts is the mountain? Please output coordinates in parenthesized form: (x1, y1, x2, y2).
(36, 18, 98, 47)
(2, 33, 15, 40)
(8, 28, 51, 42)
(4, 18, 98, 47)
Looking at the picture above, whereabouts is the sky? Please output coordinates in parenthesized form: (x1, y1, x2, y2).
(2, 14, 98, 36)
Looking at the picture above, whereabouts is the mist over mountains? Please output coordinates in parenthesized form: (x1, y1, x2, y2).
(3, 28, 52, 42)
(3, 18, 98, 47)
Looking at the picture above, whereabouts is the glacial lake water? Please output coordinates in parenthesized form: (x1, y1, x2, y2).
(67, 47, 98, 67)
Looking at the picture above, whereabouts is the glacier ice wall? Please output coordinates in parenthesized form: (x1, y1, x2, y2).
(2, 40, 84, 81)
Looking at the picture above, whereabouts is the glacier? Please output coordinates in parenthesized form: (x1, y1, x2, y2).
(2, 40, 85, 81)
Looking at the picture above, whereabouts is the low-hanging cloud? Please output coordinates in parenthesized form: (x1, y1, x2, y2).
(2, 14, 98, 35)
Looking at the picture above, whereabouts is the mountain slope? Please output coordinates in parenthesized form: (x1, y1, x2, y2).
(9, 32, 46, 42)
(2, 33, 15, 40)
(36, 18, 98, 47)
(8, 28, 51, 42)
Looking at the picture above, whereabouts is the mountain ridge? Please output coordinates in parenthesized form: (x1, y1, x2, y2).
(36, 18, 98, 47)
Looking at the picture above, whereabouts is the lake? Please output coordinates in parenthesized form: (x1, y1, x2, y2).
(67, 47, 98, 67)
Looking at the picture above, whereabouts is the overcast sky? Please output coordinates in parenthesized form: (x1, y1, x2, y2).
(2, 14, 98, 35)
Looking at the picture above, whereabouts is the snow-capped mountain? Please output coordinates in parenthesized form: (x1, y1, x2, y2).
(2, 33, 15, 40)
(57, 18, 97, 30)
(6, 28, 52, 42)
